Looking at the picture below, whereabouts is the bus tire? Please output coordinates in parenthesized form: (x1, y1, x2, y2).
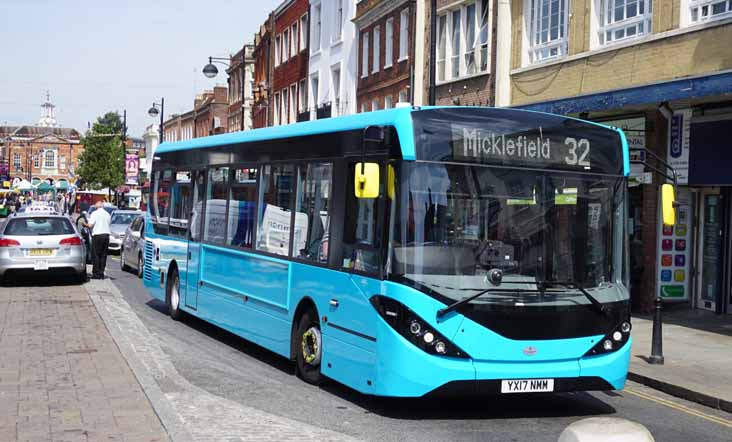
(166, 268, 183, 321)
(295, 309, 322, 385)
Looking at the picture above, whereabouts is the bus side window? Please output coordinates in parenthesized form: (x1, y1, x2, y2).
(294, 162, 333, 263)
(203, 167, 229, 244)
(227, 167, 258, 248)
(342, 162, 382, 274)
(256, 164, 296, 256)
(152, 169, 172, 235)
(169, 170, 192, 237)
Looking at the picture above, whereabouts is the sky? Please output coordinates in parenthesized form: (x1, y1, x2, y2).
(0, 0, 282, 137)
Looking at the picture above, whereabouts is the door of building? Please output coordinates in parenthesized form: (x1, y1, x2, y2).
(696, 190, 724, 312)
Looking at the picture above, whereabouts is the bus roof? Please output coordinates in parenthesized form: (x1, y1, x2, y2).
(155, 106, 629, 175)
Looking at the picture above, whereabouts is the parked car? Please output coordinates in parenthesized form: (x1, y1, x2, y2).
(120, 214, 145, 278)
(109, 210, 142, 253)
(0, 214, 87, 284)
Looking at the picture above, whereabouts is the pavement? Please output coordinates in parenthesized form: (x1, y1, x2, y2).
(0, 277, 168, 442)
(630, 306, 732, 413)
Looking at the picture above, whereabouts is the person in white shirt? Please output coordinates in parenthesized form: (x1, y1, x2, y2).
(83, 200, 112, 279)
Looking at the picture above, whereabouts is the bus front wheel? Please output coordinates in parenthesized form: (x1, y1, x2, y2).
(296, 309, 322, 385)
(166, 269, 183, 321)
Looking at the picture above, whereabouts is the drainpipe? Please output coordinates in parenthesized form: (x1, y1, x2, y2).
(494, 0, 512, 107)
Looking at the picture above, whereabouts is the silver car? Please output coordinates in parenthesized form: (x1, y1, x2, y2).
(0, 214, 87, 284)
(109, 210, 143, 253)
(120, 214, 145, 277)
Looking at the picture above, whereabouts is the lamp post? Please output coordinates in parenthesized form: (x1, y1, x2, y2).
(148, 98, 165, 143)
(203, 48, 246, 131)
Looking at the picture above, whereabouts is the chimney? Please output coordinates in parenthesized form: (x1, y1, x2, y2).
(214, 85, 228, 104)
(194, 95, 204, 108)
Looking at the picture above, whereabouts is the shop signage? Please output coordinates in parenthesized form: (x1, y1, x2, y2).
(656, 188, 692, 301)
(668, 109, 691, 184)
(125, 154, 139, 185)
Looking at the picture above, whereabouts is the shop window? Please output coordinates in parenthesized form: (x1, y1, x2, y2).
(203, 167, 229, 244)
(598, 0, 652, 45)
(228, 167, 258, 248)
(526, 0, 568, 63)
(256, 164, 296, 256)
(294, 163, 333, 263)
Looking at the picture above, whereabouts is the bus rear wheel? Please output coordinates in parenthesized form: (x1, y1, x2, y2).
(296, 309, 322, 385)
(166, 269, 183, 321)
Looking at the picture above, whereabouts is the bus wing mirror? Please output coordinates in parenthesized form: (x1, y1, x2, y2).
(354, 163, 380, 199)
(661, 183, 676, 226)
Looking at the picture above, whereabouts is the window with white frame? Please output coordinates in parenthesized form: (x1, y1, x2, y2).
(284, 29, 290, 61)
(313, 4, 322, 52)
(300, 14, 309, 51)
(299, 79, 307, 113)
(311, 74, 320, 111)
(526, 0, 568, 63)
(33, 155, 40, 169)
(385, 18, 394, 68)
(437, 2, 491, 82)
(373, 25, 381, 73)
(479, 0, 490, 71)
(450, 11, 460, 78)
(44, 150, 55, 168)
(437, 14, 447, 81)
(331, 65, 341, 114)
(371, 99, 379, 111)
(599, 0, 652, 45)
(385, 95, 393, 109)
(361, 103, 367, 113)
(290, 84, 297, 122)
(398, 89, 408, 103)
(361, 31, 369, 77)
(282, 87, 290, 124)
(291, 23, 298, 56)
(13, 152, 20, 170)
(689, 0, 732, 22)
(60, 155, 66, 170)
(274, 92, 281, 125)
(399, 8, 409, 60)
(275, 35, 282, 65)
(334, 0, 344, 41)
(464, 3, 477, 75)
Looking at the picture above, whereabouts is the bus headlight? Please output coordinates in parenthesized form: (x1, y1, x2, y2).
(370, 295, 470, 359)
(584, 320, 632, 357)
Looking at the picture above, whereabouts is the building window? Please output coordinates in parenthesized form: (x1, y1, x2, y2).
(373, 25, 381, 73)
(450, 9, 461, 78)
(313, 4, 322, 52)
(299, 79, 307, 113)
(60, 155, 66, 170)
(300, 13, 309, 51)
(283, 29, 290, 61)
(282, 87, 290, 124)
(371, 99, 379, 111)
(398, 89, 408, 104)
(13, 152, 21, 171)
(44, 150, 55, 168)
(311, 74, 320, 115)
(361, 103, 367, 113)
(385, 95, 393, 109)
(34, 155, 40, 169)
(334, 0, 344, 41)
(291, 23, 298, 56)
(527, 0, 568, 63)
(361, 32, 369, 78)
(331, 65, 341, 115)
(290, 84, 297, 123)
(437, 14, 447, 81)
(480, 0, 490, 71)
(689, 0, 732, 23)
(274, 92, 281, 125)
(599, 0, 652, 45)
(275, 34, 282, 66)
(385, 18, 394, 68)
(399, 9, 409, 60)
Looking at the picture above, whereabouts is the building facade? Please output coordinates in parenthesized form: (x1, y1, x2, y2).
(272, 0, 310, 125)
(354, 0, 416, 112)
(308, 0, 359, 119)
(227, 45, 256, 132)
(253, 19, 275, 129)
(162, 86, 228, 141)
(0, 95, 83, 187)
(502, 0, 732, 313)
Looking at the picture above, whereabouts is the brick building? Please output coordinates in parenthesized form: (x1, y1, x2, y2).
(354, 0, 415, 112)
(253, 19, 275, 129)
(227, 45, 256, 132)
(162, 86, 228, 141)
(272, 0, 310, 125)
(503, 0, 732, 314)
(0, 95, 83, 187)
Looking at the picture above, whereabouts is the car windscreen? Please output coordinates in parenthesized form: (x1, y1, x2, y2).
(4, 217, 75, 236)
(111, 213, 138, 225)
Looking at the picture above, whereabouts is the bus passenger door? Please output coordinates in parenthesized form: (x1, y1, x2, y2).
(185, 170, 206, 309)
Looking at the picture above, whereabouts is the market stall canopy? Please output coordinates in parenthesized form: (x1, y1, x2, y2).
(55, 180, 69, 190)
(13, 179, 32, 190)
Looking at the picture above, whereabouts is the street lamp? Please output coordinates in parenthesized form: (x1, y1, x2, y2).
(148, 98, 164, 144)
(202, 50, 247, 131)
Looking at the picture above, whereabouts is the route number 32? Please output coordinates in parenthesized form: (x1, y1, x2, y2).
(564, 138, 591, 167)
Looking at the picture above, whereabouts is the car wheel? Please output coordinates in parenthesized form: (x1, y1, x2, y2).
(137, 254, 144, 279)
(166, 269, 183, 321)
(77, 271, 89, 284)
(295, 309, 322, 385)
(121, 248, 131, 272)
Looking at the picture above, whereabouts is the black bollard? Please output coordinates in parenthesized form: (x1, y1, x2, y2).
(648, 297, 664, 364)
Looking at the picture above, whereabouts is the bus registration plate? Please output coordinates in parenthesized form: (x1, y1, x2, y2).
(501, 379, 554, 393)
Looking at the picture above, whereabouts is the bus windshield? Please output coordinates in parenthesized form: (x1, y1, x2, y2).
(389, 161, 625, 304)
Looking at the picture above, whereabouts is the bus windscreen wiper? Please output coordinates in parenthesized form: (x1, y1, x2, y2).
(537, 280, 607, 316)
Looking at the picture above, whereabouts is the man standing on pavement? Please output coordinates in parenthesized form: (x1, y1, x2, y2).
(84, 201, 111, 279)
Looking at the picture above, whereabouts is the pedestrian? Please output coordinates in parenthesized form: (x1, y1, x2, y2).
(83, 200, 111, 279)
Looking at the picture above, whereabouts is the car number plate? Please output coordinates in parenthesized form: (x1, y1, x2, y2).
(34, 260, 49, 271)
(29, 248, 54, 256)
(501, 379, 554, 393)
